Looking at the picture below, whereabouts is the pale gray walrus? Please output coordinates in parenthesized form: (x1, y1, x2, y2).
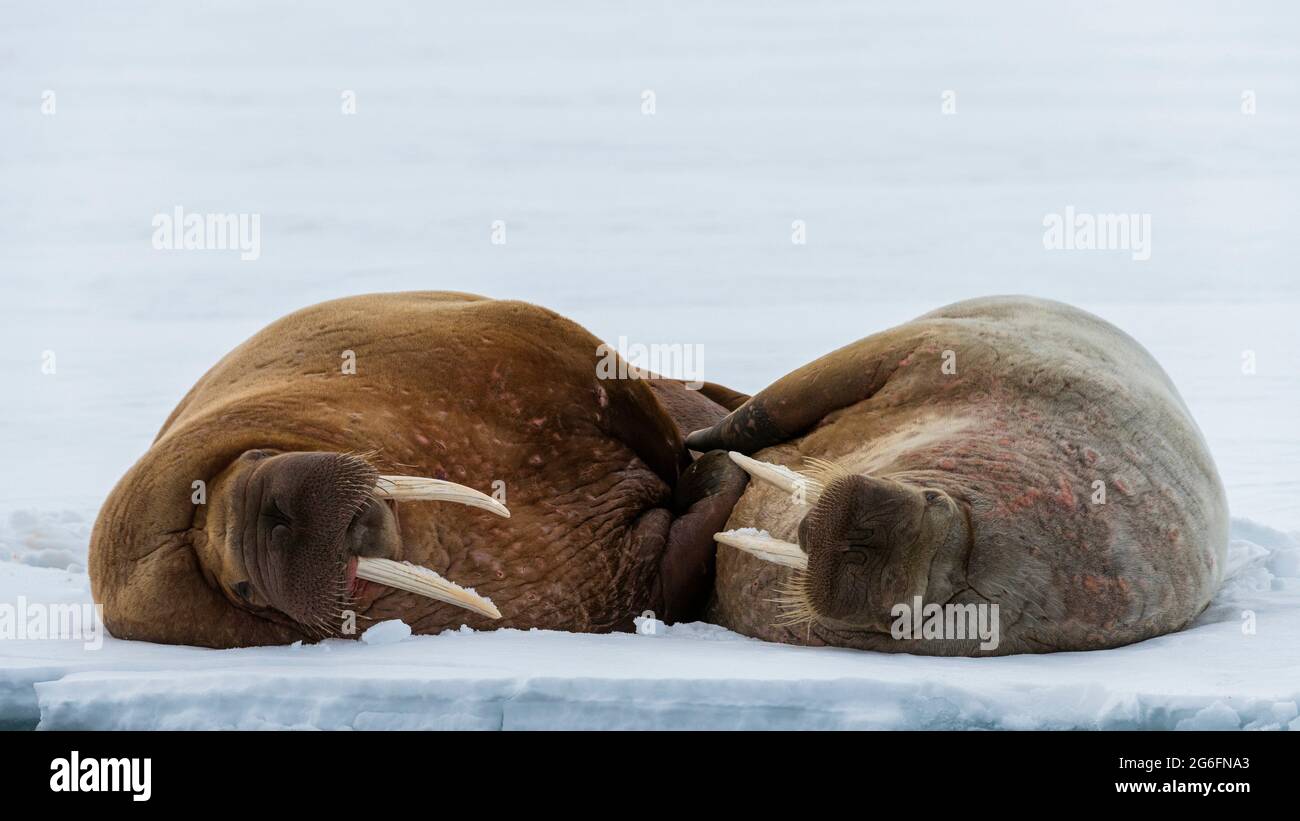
(90, 292, 749, 647)
(686, 296, 1228, 655)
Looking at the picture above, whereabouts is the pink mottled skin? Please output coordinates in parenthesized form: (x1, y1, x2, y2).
(694, 296, 1228, 655)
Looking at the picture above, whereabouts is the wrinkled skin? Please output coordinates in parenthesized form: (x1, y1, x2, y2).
(690, 296, 1229, 655)
(90, 292, 748, 647)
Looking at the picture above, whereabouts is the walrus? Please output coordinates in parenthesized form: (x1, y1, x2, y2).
(686, 296, 1228, 655)
(90, 292, 748, 647)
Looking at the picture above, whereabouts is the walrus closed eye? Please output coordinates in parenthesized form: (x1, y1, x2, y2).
(205, 449, 507, 637)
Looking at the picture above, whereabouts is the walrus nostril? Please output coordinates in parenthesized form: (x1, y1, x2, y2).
(849, 526, 876, 542)
(233, 581, 252, 601)
(343, 496, 401, 559)
(840, 542, 878, 565)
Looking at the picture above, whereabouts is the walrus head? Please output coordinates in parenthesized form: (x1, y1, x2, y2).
(200, 449, 507, 636)
(715, 452, 968, 634)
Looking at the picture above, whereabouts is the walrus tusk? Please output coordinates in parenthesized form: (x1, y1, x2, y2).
(354, 557, 502, 619)
(374, 476, 510, 518)
(714, 530, 808, 570)
(727, 451, 818, 501)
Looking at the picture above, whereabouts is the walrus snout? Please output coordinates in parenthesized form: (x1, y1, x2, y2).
(797, 474, 929, 628)
(214, 450, 506, 635)
(229, 451, 381, 631)
(714, 452, 963, 633)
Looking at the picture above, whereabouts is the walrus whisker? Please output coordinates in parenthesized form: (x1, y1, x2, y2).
(715, 525, 819, 632)
(773, 596, 810, 611)
(801, 456, 850, 486)
(769, 567, 818, 632)
(772, 582, 811, 606)
(373, 475, 510, 518)
(775, 613, 817, 631)
(353, 556, 502, 619)
(774, 607, 817, 628)
(772, 578, 809, 595)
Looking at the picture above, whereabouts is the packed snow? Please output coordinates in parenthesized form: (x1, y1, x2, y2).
(2, 1, 1298, 729)
(1, 515, 1298, 730)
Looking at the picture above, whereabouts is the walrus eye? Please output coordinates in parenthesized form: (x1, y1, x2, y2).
(924, 490, 941, 504)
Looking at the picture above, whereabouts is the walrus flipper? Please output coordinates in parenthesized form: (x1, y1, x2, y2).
(684, 328, 916, 455)
(654, 450, 748, 623)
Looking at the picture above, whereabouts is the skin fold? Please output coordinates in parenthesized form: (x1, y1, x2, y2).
(689, 296, 1229, 655)
(90, 292, 746, 648)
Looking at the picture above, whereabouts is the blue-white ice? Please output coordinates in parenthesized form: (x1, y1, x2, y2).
(1, 514, 1297, 730)
(1, 1, 1297, 729)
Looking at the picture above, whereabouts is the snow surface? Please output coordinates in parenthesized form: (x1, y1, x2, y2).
(0, 513, 1295, 729)
(2, 1, 1298, 728)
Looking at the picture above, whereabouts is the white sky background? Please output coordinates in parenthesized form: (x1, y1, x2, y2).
(1, 1, 1297, 527)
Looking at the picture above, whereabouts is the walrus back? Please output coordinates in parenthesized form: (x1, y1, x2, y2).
(911, 296, 1229, 648)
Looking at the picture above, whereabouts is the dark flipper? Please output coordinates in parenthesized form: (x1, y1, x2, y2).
(655, 450, 749, 623)
(683, 330, 916, 455)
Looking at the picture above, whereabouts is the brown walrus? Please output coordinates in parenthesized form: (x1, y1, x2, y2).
(90, 292, 748, 647)
(686, 296, 1228, 655)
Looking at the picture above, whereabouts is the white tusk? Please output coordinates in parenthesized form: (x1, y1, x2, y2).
(374, 476, 510, 518)
(714, 529, 808, 570)
(728, 451, 818, 500)
(354, 557, 502, 619)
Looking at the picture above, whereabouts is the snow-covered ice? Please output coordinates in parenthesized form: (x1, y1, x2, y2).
(2, 1, 1298, 729)
(1, 515, 1296, 730)
(360, 619, 413, 647)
